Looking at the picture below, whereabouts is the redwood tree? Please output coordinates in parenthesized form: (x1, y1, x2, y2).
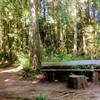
(29, 0, 41, 69)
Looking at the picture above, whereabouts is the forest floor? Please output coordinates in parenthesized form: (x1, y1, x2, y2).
(0, 67, 100, 100)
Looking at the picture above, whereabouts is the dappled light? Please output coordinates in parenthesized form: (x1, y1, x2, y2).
(0, 67, 22, 74)
(0, 0, 100, 99)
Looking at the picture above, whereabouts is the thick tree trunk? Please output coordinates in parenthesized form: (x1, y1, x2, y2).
(29, 0, 41, 70)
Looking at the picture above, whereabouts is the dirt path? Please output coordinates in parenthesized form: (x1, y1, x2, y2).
(0, 67, 100, 100)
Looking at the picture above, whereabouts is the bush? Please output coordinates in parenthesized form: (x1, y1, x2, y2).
(16, 52, 36, 79)
(22, 67, 36, 80)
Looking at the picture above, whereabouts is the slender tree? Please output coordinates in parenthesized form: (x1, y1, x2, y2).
(70, 0, 78, 55)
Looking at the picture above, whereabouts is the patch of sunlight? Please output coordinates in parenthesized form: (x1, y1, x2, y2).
(4, 79, 10, 82)
(47, 0, 53, 3)
(85, 25, 94, 33)
(46, 16, 55, 24)
(4, 79, 15, 82)
(80, 0, 88, 3)
(30, 0, 34, 3)
(4, 79, 16, 85)
(0, 67, 22, 73)
(32, 80, 40, 84)
(32, 7, 36, 18)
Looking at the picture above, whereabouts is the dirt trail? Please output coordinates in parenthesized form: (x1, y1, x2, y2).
(0, 67, 100, 100)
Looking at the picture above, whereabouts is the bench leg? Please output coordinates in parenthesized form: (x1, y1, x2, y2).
(93, 71, 99, 84)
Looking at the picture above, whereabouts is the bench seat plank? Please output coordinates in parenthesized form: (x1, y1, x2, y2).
(42, 60, 100, 67)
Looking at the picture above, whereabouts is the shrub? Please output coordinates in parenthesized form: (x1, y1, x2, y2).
(36, 94, 46, 100)
(17, 52, 35, 79)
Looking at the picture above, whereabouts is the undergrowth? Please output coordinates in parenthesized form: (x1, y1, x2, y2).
(16, 52, 36, 80)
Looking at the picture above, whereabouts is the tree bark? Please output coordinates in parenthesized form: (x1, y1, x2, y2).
(29, 0, 41, 70)
(71, 0, 78, 55)
(0, 22, 3, 49)
(80, 0, 95, 55)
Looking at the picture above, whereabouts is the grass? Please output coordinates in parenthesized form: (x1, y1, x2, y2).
(36, 94, 46, 100)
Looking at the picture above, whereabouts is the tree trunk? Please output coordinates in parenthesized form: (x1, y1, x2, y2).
(0, 22, 3, 49)
(93, 0, 97, 57)
(55, 0, 65, 54)
(80, 0, 95, 55)
(29, 0, 41, 70)
(71, 0, 78, 55)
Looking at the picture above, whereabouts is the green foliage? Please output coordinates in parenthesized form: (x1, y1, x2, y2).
(16, 53, 35, 79)
(36, 94, 46, 100)
(22, 67, 36, 80)
(38, 16, 55, 55)
(0, 0, 99, 69)
(95, 55, 100, 60)
(0, 0, 29, 64)
(17, 52, 30, 68)
(42, 54, 91, 62)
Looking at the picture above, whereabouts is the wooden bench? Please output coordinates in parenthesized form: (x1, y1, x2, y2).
(41, 60, 100, 82)
(41, 60, 100, 67)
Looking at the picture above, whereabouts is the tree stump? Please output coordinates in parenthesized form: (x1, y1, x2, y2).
(68, 75, 88, 89)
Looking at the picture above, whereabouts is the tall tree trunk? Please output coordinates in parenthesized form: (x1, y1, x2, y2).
(80, 0, 95, 55)
(71, 0, 78, 55)
(0, 23, 3, 49)
(80, 0, 88, 54)
(29, 0, 40, 70)
(55, 0, 65, 54)
(93, 0, 97, 57)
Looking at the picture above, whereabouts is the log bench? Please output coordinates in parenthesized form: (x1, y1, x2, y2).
(41, 60, 100, 82)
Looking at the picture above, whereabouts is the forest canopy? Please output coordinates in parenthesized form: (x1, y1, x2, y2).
(0, 0, 100, 67)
